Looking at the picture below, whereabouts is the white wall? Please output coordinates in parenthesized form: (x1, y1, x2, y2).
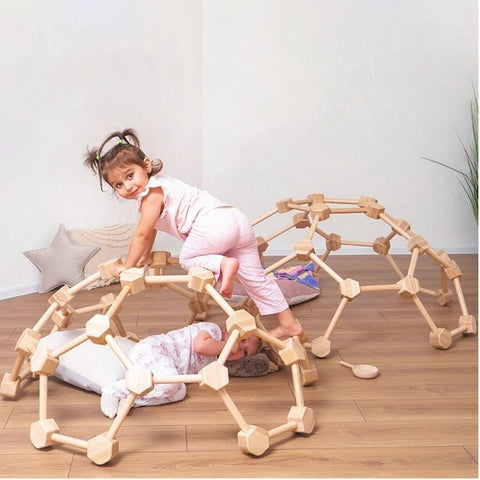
(0, 0, 477, 299)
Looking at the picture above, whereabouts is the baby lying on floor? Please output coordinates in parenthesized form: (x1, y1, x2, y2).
(101, 321, 262, 418)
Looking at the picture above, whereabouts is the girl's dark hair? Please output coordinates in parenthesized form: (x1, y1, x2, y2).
(84, 128, 163, 191)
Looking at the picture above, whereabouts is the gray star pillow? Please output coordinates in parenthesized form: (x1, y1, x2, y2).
(23, 224, 100, 293)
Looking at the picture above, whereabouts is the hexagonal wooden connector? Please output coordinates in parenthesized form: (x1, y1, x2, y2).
(311, 336, 331, 358)
(86, 314, 115, 345)
(365, 202, 385, 219)
(326, 233, 341, 252)
(256, 236, 269, 254)
(443, 260, 462, 280)
(100, 293, 116, 313)
(287, 405, 315, 434)
(125, 366, 154, 396)
(87, 433, 119, 465)
(48, 285, 74, 307)
(373, 236, 391, 255)
(51, 304, 75, 329)
(293, 212, 310, 229)
(30, 418, 60, 449)
(120, 267, 146, 294)
(30, 347, 59, 376)
(0, 372, 21, 399)
(294, 239, 314, 261)
(225, 310, 256, 335)
(307, 193, 325, 204)
(279, 337, 306, 366)
(396, 276, 420, 297)
(339, 278, 361, 300)
(459, 315, 477, 335)
(97, 257, 124, 280)
(187, 267, 215, 292)
(299, 362, 319, 386)
(435, 289, 454, 306)
(310, 203, 330, 221)
(15, 328, 41, 355)
(429, 328, 452, 349)
(237, 425, 270, 456)
(276, 198, 293, 213)
(358, 196, 378, 208)
(199, 361, 229, 391)
(147, 250, 172, 268)
(407, 235, 430, 254)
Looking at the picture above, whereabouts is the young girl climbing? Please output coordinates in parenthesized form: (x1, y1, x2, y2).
(100, 322, 262, 418)
(84, 128, 305, 339)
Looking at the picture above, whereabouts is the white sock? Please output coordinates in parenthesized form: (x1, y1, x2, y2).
(101, 391, 120, 418)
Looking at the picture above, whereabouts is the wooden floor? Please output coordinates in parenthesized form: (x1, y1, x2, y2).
(0, 254, 477, 478)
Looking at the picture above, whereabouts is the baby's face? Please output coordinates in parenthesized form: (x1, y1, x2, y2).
(227, 336, 259, 361)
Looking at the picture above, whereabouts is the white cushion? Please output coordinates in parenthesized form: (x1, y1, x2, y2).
(38, 329, 136, 394)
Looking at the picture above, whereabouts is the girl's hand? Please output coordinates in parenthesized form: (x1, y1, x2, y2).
(112, 264, 127, 279)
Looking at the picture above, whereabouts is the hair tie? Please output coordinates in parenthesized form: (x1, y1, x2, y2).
(96, 153, 100, 161)
(118, 138, 125, 144)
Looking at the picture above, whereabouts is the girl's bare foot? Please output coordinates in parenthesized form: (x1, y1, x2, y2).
(268, 311, 306, 340)
(220, 257, 239, 298)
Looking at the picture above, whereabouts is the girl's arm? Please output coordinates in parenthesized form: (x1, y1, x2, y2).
(124, 187, 164, 269)
(193, 330, 226, 357)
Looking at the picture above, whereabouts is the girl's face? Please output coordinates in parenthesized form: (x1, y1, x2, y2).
(107, 159, 152, 200)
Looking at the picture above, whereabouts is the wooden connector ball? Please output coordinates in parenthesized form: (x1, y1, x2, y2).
(187, 267, 215, 292)
(30, 348, 59, 376)
(310, 203, 330, 221)
(125, 366, 154, 396)
(435, 289, 454, 306)
(373, 236, 390, 255)
(30, 418, 60, 449)
(358, 196, 378, 207)
(120, 268, 146, 295)
(339, 278, 361, 300)
(287, 406, 315, 434)
(459, 315, 477, 335)
(15, 328, 41, 355)
(87, 433, 119, 465)
(225, 310, 256, 335)
(279, 337, 306, 366)
(97, 258, 124, 280)
(294, 239, 314, 261)
(199, 361, 229, 391)
(307, 193, 325, 204)
(429, 328, 452, 349)
(0, 373, 21, 399)
(276, 198, 293, 213)
(311, 336, 331, 358)
(299, 363, 319, 386)
(326, 233, 341, 252)
(85, 314, 115, 345)
(365, 202, 385, 219)
(407, 235, 430, 254)
(237, 425, 270, 456)
(48, 285, 74, 307)
(293, 212, 311, 229)
(396, 276, 420, 297)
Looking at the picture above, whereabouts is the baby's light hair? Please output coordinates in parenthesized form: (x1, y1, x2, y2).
(84, 128, 163, 191)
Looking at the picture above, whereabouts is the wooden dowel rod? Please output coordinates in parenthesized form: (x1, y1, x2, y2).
(106, 393, 137, 440)
(453, 278, 469, 315)
(105, 335, 134, 370)
(153, 374, 201, 384)
(51, 332, 89, 358)
(310, 253, 344, 284)
(268, 421, 298, 438)
(165, 283, 194, 299)
(341, 240, 373, 247)
(217, 330, 240, 365)
(264, 253, 297, 275)
(329, 208, 366, 214)
(419, 287, 436, 296)
(10, 353, 27, 379)
(407, 248, 420, 277)
(306, 215, 320, 241)
(264, 223, 295, 243)
(39, 374, 48, 421)
(291, 363, 305, 407)
(450, 325, 468, 337)
(74, 304, 103, 315)
(204, 284, 235, 316)
(251, 208, 278, 226)
(324, 297, 349, 339)
(106, 286, 130, 319)
(323, 197, 359, 205)
(68, 272, 102, 295)
(385, 254, 404, 279)
(32, 303, 58, 332)
(360, 284, 400, 293)
(412, 295, 439, 334)
(254, 329, 286, 350)
(51, 433, 88, 450)
(217, 388, 249, 431)
(145, 275, 190, 285)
